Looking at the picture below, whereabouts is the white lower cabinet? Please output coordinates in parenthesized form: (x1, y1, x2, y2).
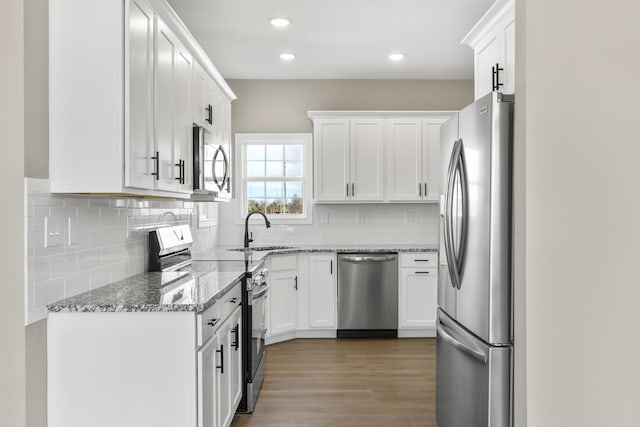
(398, 252, 438, 337)
(307, 254, 337, 328)
(267, 255, 298, 339)
(48, 283, 243, 427)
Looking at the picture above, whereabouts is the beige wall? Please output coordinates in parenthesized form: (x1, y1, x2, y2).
(0, 0, 26, 426)
(523, 1, 640, 426)
(227, 79, 473, 134)
(24, 0, 48, 179)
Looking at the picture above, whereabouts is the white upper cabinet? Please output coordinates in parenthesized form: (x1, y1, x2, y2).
(350, 119, 385, 201)
(311, 112, 451, 203)
(49, 0, 235, 197)
(462, 0, 515, 100)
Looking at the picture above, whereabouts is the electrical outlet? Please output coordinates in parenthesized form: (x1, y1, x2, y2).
(356, 211, 365, 224)
(44, 216, 64, 248)
(405, 211, 414, 224)
(320, 212, 330, 224)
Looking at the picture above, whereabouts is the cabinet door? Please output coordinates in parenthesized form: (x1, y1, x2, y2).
(422, 119, 444, 201)
(217, 318, 233, 427)
(197, 334, 218, 427)
(313, 119, 350, 201)
(192, 62, 206, 127)
(474, 31, 501, 100)
(229, 309, 242, 413)
(202, 77, 218, 133)
(126, 0, 155, 190)
(399, 269, 437, 328)
(174, 42, 193, 193)
(155, 19, 179, 192)
(350, 119, 384, 201)
(387, 119, 422, 201)
(502, 17, 516, 95)
(308, 254, 337, 328)
(269, 269, 298, 335)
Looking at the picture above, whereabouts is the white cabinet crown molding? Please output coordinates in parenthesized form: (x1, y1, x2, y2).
(148, 0, 236, 100)
(461, 0, 515, 48)
(307, 111, 456, 120)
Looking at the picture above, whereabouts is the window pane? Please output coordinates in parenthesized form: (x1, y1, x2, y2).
(265, 199, 284, 214)
(246, 161, 264, 177)
(284, 161, 303, 177)
(266, 145, 283, 161)
(285, 181, 303, 199)
(266, 161, 284, 177)
(284, 145, 303, 161)
(247, 198, 265, 213)
(266, 182, 284, 198)
(285, 198, 303, 214)
(247, 182, 265, 198)
(246, 145, 265, 161)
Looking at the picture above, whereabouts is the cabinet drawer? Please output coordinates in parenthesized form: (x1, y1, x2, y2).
(270, 255, 297, 271)
(197, 281, 242, 347)
(400, 252, 437, 268)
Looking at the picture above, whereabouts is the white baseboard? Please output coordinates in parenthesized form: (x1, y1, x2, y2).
(397, 328, 436, 338)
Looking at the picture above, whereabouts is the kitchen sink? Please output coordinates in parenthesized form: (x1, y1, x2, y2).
(228, 245, 298, 252)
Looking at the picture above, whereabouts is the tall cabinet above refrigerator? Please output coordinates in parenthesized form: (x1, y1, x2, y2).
(436, 91, 514, 427)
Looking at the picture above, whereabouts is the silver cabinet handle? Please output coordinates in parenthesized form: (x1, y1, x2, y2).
(414, 271, 431, 274)
(418, 182, 422, 197)
(346, 183, 349, 197)
(424, 182, 427, 197)
(351, 183, 354, 196)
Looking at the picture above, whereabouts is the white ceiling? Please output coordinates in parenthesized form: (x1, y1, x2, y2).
(167, 0, 495, 80)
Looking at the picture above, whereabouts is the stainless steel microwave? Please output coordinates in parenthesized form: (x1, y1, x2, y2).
(192, 125, 231, 201)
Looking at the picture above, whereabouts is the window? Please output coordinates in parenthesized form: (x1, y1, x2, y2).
(235, 133, 312, 223)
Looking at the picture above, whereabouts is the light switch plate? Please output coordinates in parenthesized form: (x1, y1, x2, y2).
(320, 212, 330, 224)
(356, 211, 365, 224)
(44, 216, 64, 248)
(405, 211, 414, 224)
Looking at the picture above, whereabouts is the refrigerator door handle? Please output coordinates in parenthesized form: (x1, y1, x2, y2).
(437, 321, 487, 364)
(444, 138, 467, 289)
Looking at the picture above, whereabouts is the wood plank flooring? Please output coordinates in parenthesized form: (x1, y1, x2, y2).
(231, 338, 436, 427)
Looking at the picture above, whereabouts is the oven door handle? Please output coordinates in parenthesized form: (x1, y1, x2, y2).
(252, 286, 269, 300)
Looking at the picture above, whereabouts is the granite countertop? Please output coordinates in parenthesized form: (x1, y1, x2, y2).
(48, 244, 437, 315)
(47, 264, 246, 314)
(194, 243, 438, 260)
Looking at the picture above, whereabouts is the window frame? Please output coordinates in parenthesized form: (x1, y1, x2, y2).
(234, 133, 313, 225)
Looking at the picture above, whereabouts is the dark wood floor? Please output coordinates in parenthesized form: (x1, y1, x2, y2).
(231, 338, 436, 427)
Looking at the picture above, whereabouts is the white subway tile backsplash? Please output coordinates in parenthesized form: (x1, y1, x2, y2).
(25, 179, 218, 324)
(33, 278, 65, 308)
(100, 207, 121, 226)
(34, 257, 50, 283)
(64, 272, 92, 297)
(78, 248, 101, 271)
(49, 253, 79, 279)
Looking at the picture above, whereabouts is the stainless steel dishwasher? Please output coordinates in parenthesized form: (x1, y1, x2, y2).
(337, 253, 398, 338)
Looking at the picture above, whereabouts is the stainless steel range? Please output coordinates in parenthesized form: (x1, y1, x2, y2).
(148, 225, 269, 414)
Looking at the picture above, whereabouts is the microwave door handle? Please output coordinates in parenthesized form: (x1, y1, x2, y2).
(211, 145, 223, 190)
(220, 146, 230, 191)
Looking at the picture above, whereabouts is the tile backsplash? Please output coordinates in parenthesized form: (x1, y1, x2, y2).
(24, 179, 218, 324)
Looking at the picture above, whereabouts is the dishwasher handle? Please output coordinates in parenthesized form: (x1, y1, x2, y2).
(340, 254, 396, 263)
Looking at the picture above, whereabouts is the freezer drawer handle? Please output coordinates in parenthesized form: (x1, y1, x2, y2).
(437, 323, 487, 364)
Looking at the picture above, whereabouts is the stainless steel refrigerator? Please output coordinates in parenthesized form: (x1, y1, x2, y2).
(436, 92, 514, 427)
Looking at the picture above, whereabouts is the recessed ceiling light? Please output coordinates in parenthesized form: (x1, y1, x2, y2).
(270, 18, 291, 28)
(280, 53, 296, 61)
(388, 53, 406, 61)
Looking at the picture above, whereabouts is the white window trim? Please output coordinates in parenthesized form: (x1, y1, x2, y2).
(234, 133, 313, 225)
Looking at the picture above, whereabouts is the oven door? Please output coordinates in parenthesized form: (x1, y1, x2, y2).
(250, 283, 268, 378)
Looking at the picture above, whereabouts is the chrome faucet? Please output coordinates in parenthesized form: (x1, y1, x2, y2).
(244, 211, 271, 249)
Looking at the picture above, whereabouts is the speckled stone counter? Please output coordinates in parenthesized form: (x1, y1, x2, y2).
(47, 266, 246, 314)
(194, 244, 438, 260)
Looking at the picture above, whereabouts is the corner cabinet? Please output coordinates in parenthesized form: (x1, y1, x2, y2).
(49, 0, 235, 197)
(462, 0, 515, 100)
(398, 252, 438, 337)
(309, 112, 453, 203)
